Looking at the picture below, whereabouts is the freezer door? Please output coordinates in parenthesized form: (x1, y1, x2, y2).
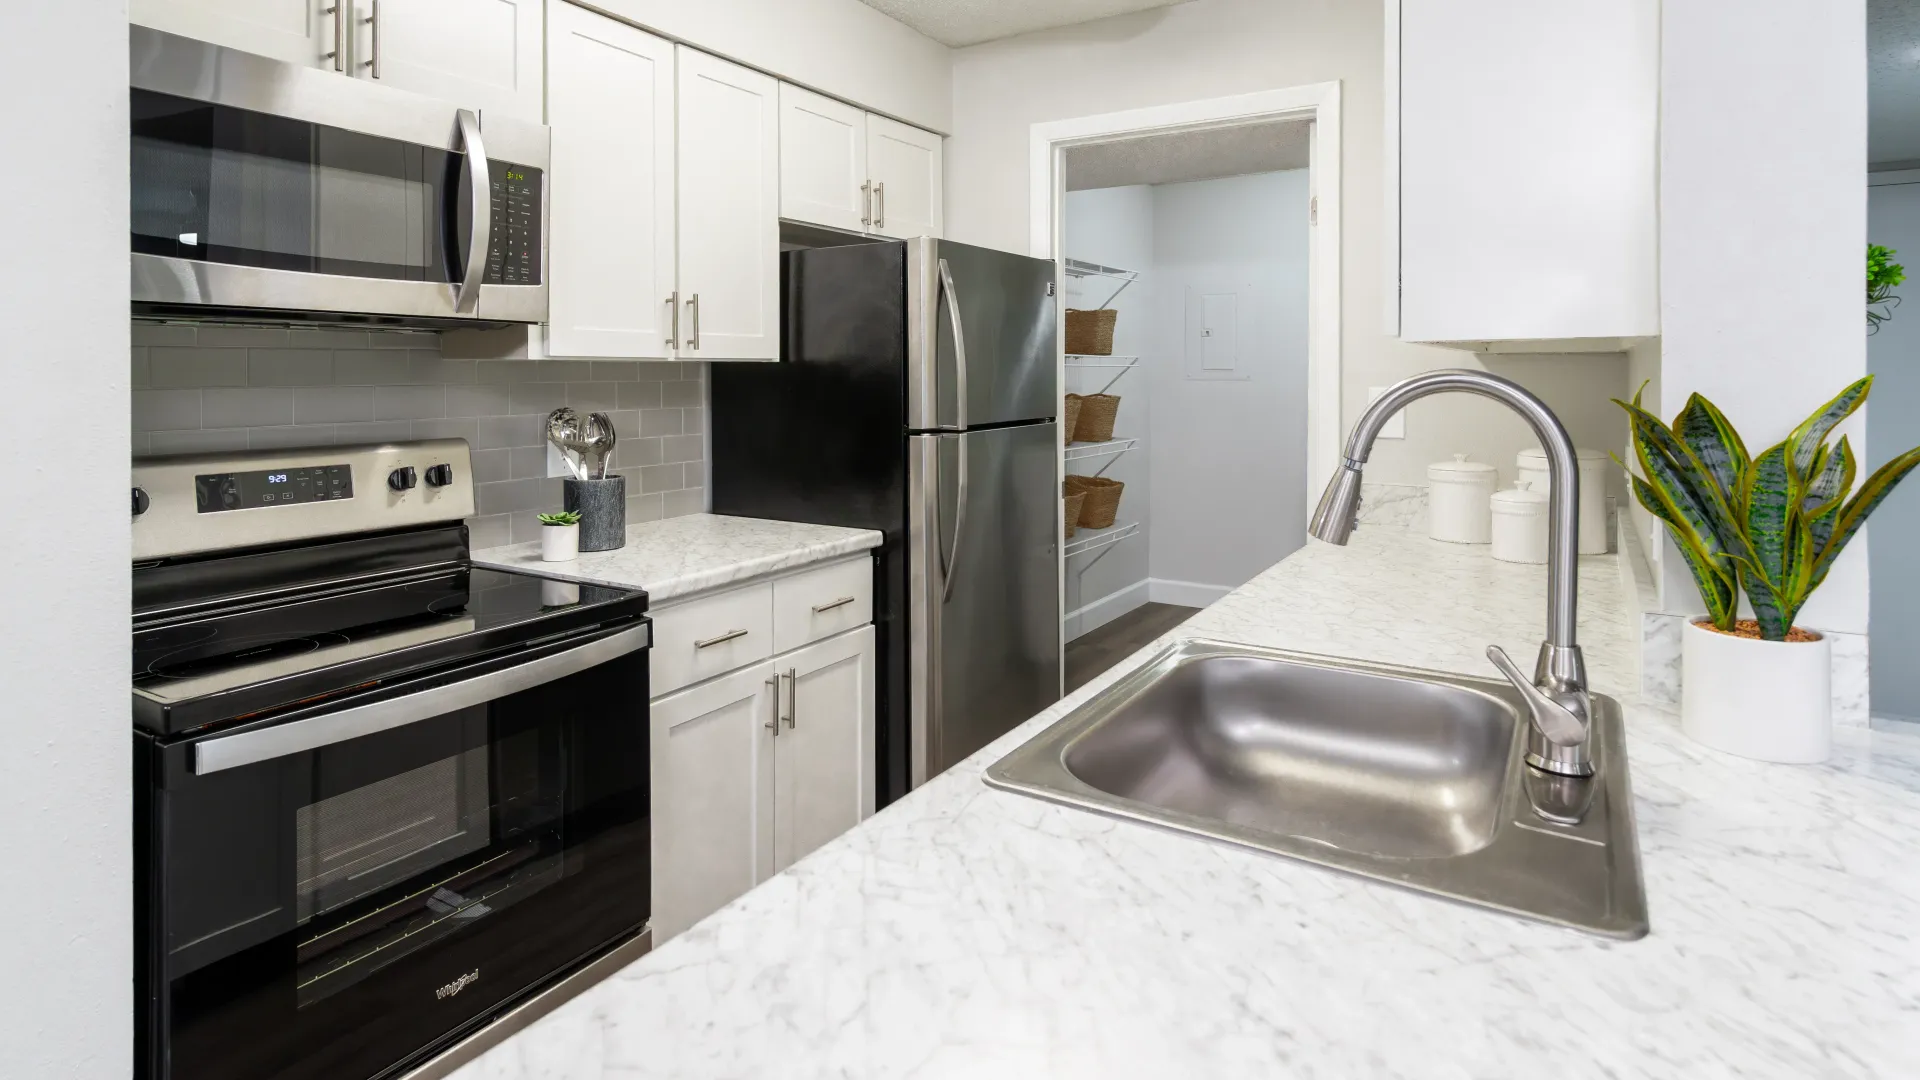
(908, 424, 1062, 786)
(907, 238, 1058, 430)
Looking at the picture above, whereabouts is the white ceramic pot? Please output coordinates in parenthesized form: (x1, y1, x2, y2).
(1681, 619, 1831, 763)
(541, 523, 580, 563)
(1490, 481, 1549, 563)
(1517, 446, 1610, 555)
(1428, 454, 1496, 544)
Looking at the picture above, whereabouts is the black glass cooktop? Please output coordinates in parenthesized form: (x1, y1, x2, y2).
(133, 566, 646, 735)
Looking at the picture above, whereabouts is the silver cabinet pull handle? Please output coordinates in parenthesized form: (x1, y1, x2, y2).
(811, 595, 857, 613)
(694, 627, 748, 649)
(667, 291, 679, 351)
(765, 676, 779, 733)
(860, 181, 872, 227)
(780, 668, 796, 729)
(684, 293, 700, 351)
(362, 0, 382, 78)
(874, 181, 885, 229)
(453, 108, 489, 314)
(325, 4, 344, 70)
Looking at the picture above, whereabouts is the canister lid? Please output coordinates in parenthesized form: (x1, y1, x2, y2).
(1518, 446, 1608, 469)
(1491, 480, 1550, 511)
(1429, 453, 1497, 478)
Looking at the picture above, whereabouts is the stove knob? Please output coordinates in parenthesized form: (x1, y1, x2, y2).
(424, 463, 454, 488)
(387, 466, 418, 492)
(132, 486, 149, 516)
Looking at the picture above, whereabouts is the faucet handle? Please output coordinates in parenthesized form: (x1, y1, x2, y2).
(1486, 645, 1586, 747)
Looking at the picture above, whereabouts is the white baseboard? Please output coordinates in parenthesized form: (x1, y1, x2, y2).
(1149, 577, 1233, 608)
(1064, 580, 1150, 641)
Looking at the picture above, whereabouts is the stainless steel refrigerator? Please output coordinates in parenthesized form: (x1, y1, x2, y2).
(711, 237, 1061, 806)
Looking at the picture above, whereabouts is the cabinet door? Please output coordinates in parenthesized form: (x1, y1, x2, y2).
(361, 0, 544, 122)
(865, 115, 943, 240)
(650, 661, 776, 942)
(778, 84, 869, 234)
(545, 3, 677, 359)
(676, 47, 781, 361)
(772, 626, 876, 873)
(131, 0, 331, 68)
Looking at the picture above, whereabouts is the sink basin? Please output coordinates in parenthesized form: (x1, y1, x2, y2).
(985, 638, 1648, 938)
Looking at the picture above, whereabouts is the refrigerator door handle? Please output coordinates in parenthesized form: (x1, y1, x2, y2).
(942, 435, 968, 603)
(938, 257, 968, 431)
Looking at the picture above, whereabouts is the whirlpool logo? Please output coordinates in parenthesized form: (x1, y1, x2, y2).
(435, 970, 480, 1000)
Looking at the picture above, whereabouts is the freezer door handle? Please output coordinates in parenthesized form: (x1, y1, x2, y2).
(942, 435, 969, 603)
(938, 257, 968, 430)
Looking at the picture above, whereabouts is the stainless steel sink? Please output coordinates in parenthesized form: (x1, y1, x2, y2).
(985, 638, 1648, 938)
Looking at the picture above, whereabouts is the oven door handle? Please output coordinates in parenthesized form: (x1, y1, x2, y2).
(454, 107, 490, 315)
(193, 623, 650, 775)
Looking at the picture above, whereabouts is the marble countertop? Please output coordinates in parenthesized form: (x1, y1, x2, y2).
(450, 529, 1920, 1079)
(471, 513, 883, 603)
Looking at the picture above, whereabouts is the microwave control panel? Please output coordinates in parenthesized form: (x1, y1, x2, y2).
(485, 160, 543, 287)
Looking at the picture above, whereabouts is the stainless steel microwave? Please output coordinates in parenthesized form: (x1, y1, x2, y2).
(130, 26, 548, 328)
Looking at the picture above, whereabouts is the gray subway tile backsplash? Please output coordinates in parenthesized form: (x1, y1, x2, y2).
(130, 321, 709, 542)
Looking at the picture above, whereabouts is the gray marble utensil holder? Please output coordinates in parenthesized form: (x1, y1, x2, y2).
(563, 476, 626, 551)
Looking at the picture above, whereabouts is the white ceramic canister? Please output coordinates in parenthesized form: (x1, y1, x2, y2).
(1517, 446, 1610, 555)
(1490, 481, 1550, 563)
(1428, 454, 1497, 544)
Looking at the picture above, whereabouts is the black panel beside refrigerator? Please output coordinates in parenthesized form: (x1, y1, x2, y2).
(712, 238, 1062, 808)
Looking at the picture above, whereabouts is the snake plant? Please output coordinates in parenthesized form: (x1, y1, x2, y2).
(1617, 376, 1920, 640)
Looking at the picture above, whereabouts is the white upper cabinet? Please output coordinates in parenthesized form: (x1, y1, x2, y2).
(131, 0, 334, 68)
(865, 114, 943, 240)
(676, 46, 781, 361)
(545, 3, 677, 359)
(1389, 0, 1657, 346)
(361, 0, 544, 121)
(778, 84, 870, 235)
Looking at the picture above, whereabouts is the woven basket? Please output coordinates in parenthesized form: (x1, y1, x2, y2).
(1062, 395, 1084, 443)
(1065, 474, 1124, 530)
(1065, 308, 1117, 356)
(1063, 491, 1087, 539)
(1073, 393, 1120, 443)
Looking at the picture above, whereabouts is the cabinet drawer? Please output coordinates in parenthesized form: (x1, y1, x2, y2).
(652, 583, 774, 696)
(772, 557, 873, 653)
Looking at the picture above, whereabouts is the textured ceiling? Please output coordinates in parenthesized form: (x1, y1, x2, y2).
(1064, 121, 1313, 191)
(856, 0, 1191, 47)
(1872, 0, 1920, 163)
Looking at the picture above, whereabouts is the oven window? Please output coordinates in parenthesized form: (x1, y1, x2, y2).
(131, 89, 462, 282)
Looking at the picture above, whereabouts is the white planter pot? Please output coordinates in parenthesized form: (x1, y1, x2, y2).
(541, 523, 579, 563)
(1681, 619, 1831, 763)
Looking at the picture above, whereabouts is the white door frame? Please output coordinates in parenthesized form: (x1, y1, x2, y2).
(1029, 82, 1345, 527)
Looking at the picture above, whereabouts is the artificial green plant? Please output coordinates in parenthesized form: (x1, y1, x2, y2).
(1869, 244, 1905, 333)
(1617, 376, 1920, 641)
(538, 510, 581, 526)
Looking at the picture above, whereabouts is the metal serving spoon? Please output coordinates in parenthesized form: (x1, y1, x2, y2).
(581, 411, 618, 480)
(545, 407, 589, 481)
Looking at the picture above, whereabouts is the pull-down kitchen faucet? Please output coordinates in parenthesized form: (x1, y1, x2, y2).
(1308, 370, 1594, 778)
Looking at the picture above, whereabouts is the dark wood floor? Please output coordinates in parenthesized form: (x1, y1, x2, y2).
(1065, 602, 1201, 693)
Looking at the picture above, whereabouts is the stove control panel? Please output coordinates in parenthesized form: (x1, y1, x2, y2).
(133, 439, 475, 561)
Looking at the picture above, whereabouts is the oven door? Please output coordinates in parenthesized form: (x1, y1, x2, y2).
(129, 25, 547, 327)
(138, 621, 648, 1080)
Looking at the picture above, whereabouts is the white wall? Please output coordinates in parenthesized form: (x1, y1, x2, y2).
(1063, 186, 1155, 636)
(1868, 181, 1920, 722)
(1, 2, 130, 1076)
(586, 0, 952, 131)
(1658, 0, 1869, 634)
(948, 0, 1630, 497)
(1149, 170, 1311, 600)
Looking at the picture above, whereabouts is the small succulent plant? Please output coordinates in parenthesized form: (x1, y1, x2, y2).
(1618, 376, 1920, 641)
(538, 511, 582, 527)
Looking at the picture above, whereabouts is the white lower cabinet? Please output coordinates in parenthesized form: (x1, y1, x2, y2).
(773, 627, 877, 871)
(650, 620, 875, 942)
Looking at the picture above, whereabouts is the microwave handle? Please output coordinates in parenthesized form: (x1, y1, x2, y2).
(454, 108, 490, 315)
(191, 623, 650, 774)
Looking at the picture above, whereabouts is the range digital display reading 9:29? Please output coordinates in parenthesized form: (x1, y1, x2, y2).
(194, 464, 354, 513)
